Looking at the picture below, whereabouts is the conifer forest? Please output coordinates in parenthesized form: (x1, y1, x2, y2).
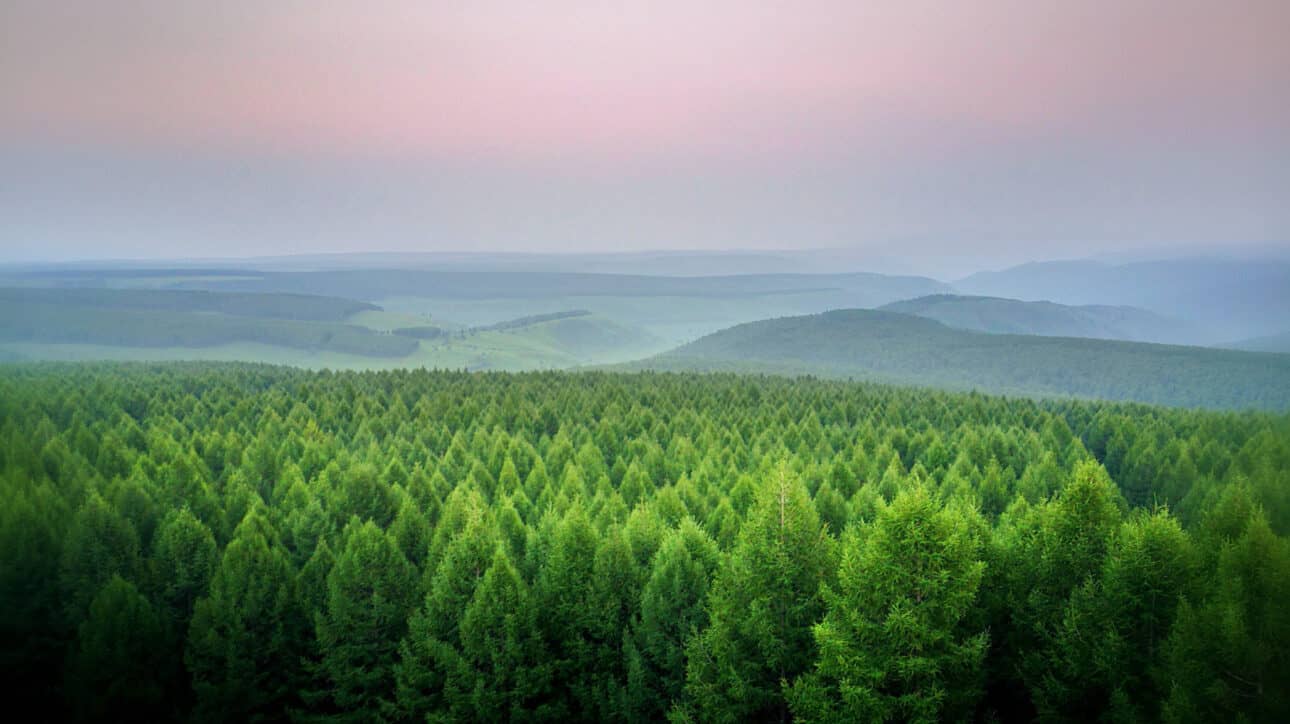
(2, 362, 1287, 722)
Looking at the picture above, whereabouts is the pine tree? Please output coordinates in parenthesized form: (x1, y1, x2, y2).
(151, 507, 219, 625)
(65, 576, 169, 722)
(534, 504, 605, 718)
(390, 496, 432, 570)
(396, 505, 496, 717)
(309, 520, 416, 722)
(1038, 511, 1196, 720)
(451, 547, 553, 719)
(788, 486, 987, 723)
(60, 493, 142, 627)
(678, 464, 834, 723)
(630, 519, 720, 721)
(1161, 512, 1290, 722)
(186, 522, 305, 722)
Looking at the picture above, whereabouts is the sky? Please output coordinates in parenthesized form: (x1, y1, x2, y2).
(1, 0, 1287, 272)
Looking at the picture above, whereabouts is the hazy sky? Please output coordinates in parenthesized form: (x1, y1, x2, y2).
(2, 1, 1287, 269)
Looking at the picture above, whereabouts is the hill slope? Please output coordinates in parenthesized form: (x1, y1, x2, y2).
(0, 287, 415, 356)
(0, 288, 662, 369)
(410, 313, 665, 370)
(632, 309, 1290, 410)
(880, 294, 1196, 343)
(0, 287, 377, 320)
(954, 258, 1290, 342)
(1226, 331, 1290, 354)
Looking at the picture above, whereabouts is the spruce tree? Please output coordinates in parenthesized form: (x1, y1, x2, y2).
(65, 576, 169, 722)
(788, 486, 987, 723)
(678, 464, 834, 723)
(186, 521, 305, 722)
(308, 520, 416, 722)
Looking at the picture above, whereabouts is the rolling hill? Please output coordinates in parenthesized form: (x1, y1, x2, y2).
(880, 294, 1196, 343)
(0, 289, 416, 358)
(3, 266, 951, 349)
(954, 258, 1290, 343)
(404, 312, 665, 371)
(0, 288, 663, 370)
(1226, 331, 1290, 354)
(630, 309, 1290, 410)
(162, 268, 945, 303)
(0, 287, 377, 320)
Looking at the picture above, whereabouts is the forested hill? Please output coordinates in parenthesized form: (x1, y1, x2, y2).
(954, 258, 1290, 342)
(1228, 331, 1290, 354)
(880, 294, 1196, 344)
(633, 309, 1290, 410)
(168, 268, 948, 304)
(1, 363, 1286, 721)
(0, 288, 416, 357)
(0, 287, 377, 321)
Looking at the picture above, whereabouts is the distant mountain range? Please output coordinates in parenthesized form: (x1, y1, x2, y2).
(4, 255, 1288, 408)
(953, 258, 1290, 343)
(630, 309, 1290, 410)
(1225, 331, 1290, 354)
(879, 294, 1198, 344)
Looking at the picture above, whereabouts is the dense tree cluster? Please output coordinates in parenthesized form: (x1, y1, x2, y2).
(642, 309, 1290, 410)
(1, 362, 1288, 722)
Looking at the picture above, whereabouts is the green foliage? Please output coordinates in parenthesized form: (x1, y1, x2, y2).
(678, 465, 835, 723)
(629, 519, 721, 721)
(789, 486, 987, 723)
(880, 293, 1194, 344)
(636, 309, 1290, 410)
(1161, 512, 1290, 723)
(0, 293, 417, 357)
(308, 521, 415, 721)
(64, 576, 169, 722)
(151, 507, 219, 624)
(185, 521, 306, 722)
(0, 363, 1286, 722)
(453, 548, 552, 720)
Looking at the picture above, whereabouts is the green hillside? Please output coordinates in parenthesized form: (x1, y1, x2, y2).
(414, 313, 665, 370)
(1228, 331, 1290, 354)
(0, 299, 418, 357)
(632, 309, 1290, 409)
(174, 268, 947, 302)
(881, 294, 1195, 343)
(3, 267, 950, 352)
(0, 285, 662, 369)
(954, 258, 1290, 342)
(182, 268, 949, 346)
(0, 287, 377, 320)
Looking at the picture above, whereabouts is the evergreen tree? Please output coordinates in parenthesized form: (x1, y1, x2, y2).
(396, 505, 496, 717)
(450, 548, 552, 720)
(308, 520, 416, 722)
(1161, 512, 1290, 722)
(65, 576, 169, 722)
(630, 519, 721, 721)
(151, 507, 219, 625)
(186, 522, 305, 722)
(534, 504, 606, 718)
(788, 486, 987, 723)
(59, 493, 142, 627)
(1038, 511, 1197, 720)
(678, 465, 834, 723)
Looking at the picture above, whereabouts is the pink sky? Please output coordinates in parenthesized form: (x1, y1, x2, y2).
(1, 1, 1286, 263)
(4, 1, 1286, 161)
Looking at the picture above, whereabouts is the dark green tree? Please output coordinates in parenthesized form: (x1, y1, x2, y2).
(64, 576, 169, 722)
(789, 487, 987, 723)
(678, 465, 834, 723)
(308, 520, 416, 722)
(185, 519, 305, 722)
